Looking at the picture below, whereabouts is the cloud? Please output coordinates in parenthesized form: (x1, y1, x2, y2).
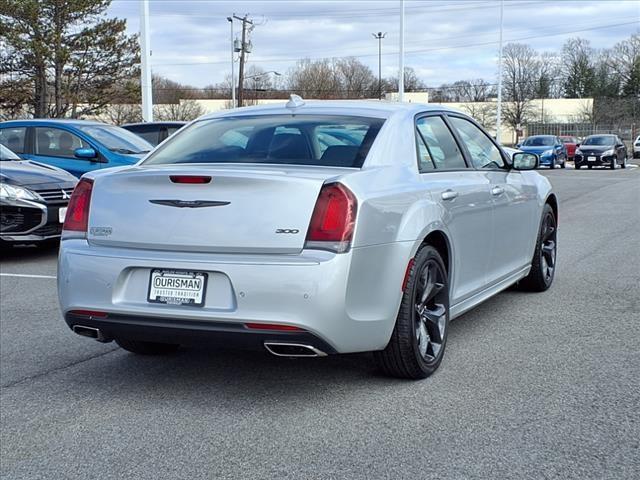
(109, 0, 640, 88)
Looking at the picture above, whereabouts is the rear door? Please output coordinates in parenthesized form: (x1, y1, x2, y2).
(415, 114, 493, 304)
(447, 115, 538, 284)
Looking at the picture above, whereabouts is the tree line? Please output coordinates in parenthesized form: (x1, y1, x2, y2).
(1, 0, 638, 127)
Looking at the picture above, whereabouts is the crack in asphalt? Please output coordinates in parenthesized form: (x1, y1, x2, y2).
(0, 347, 120, 390)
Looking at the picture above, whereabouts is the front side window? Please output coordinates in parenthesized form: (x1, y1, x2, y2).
(143, 115, 385, 168)
(415, 116, 466, 171)
(34, 127, 88, 158)
(448, 116, 505, 169)
(0, 127, 26, 154)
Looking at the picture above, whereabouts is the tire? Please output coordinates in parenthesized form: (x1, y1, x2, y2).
(588, 165, 592, 169)
(561, 158, 566, 168)
(575, 164, 581, 169)
(517, 203, 557, 292)
(610, 156, 617, 169)
(116, 338, 180, 355)
(374, 245, 449, 379)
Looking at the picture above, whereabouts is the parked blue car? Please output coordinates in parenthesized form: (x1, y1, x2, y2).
(0, 119, 152, 177)
(516, 135, 567, 168)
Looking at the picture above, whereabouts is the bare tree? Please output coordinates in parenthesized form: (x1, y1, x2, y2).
(461, 103, 497, 129)
(561, 38, 596, 98)
(104, 103, 142, 124)
(501, 43, 540, 131)
(154, 99, 203, 122)
(334, 57, 376, 98)
(288, 58, 340, 99)
(610, 33, 640, 96)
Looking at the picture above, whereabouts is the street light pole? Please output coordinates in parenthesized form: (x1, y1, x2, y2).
(227, 16, 235, 107)
(139, 0, 153, 121)
(496, 0, 504, 143)
(372, 32, 386, 100)
(398, 0, 405, 102)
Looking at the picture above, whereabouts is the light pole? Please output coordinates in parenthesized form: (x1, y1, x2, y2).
(372, 32, 386, 100)
(496, 0, 504, 143)
(139, 0, 153, 121)
(227, 16, 236, 106)
(398, 0, 405, 102)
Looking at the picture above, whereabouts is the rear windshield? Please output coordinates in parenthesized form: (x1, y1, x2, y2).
(522, 136, 554, 146)
(142, 115, 385, 168)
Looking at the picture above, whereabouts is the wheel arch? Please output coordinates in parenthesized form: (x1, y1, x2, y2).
(420, 229, 451, 276)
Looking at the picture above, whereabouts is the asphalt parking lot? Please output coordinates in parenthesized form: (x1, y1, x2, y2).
(1, 166, 639, 480)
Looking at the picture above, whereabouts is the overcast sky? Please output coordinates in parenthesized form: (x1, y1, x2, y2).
(108, 0, 640, 88)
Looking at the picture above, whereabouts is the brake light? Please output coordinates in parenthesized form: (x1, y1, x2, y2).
(305, 183, 357, 253)
(69, 309, 108, 318)
(63, 178, 93, 235)
(170, 175, 211, 184)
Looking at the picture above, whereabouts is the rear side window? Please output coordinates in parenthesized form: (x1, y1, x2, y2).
(143, 115, 385, 168)
(0, 127, 26, 154)
(415, 116, 467, 171)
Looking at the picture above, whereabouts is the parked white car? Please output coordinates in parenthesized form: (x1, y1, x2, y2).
(58, 98, 557, 379)
(634, 135, 640, 159)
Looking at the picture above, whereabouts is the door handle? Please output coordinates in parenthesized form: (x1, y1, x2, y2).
(441, 190, 458, 201)
(491, 186, 505, 196)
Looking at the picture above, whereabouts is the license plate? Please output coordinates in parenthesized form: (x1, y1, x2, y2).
(588, 156, 596, 162)
(148, 269, 207, 307)
(58, 207, 67, 223)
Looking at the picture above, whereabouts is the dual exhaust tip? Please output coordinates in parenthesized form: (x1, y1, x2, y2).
(72, 325, 327, 357)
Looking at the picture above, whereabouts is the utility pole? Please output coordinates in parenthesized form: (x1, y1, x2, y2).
(226, 16, 235, 106)
(495, 0, 504, 143)
(233, 14, 254, 108)
(139, 0, 153, 121)
(398, 0, 405, 102)
(372, 32, 386, 100)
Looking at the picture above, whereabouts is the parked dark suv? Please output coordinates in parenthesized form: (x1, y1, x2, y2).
(574, 134, 628, 169)
(121, 122, 186, 147)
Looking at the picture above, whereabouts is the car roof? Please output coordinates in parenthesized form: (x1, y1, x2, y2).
(0, 119, 107, 127)
(122, 121, 187, 127)
(527, 134, 556, 138)
(200, 100, 460, 120)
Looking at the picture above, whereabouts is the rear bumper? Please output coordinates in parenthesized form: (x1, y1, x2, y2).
(64, 311, 338, 354)
(58, 240, 412, 353)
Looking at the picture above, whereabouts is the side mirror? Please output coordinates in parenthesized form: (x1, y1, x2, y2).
(515, 144, 521, 148)
(512, 152, 538, 170)
(576, 143, 580, 147)
(74, 147, 97, 159)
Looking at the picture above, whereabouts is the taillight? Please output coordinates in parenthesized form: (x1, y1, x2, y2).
(63, 178, 93, 236)
(305, 183, 357, 253)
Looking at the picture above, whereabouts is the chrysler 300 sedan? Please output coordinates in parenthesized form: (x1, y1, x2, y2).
(58, 98, 558, 379)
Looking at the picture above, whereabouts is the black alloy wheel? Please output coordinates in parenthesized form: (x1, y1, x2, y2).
(375, 245, 449, 379)
(518, 203, 557, 292)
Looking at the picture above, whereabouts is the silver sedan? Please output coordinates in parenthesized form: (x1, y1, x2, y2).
(58, 97, 557, 379)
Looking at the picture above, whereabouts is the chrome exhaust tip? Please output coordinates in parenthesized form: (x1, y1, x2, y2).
(264, 342, 327, 358)
(72, 325, 110, 343)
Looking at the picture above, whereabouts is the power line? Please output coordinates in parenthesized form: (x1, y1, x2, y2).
(151, 20, 639, 68)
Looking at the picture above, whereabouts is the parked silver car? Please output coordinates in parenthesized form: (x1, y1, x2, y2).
(58, 98, 557, 379)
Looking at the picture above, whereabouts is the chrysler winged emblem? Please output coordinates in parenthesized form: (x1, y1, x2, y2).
(149, 199, 230, 208)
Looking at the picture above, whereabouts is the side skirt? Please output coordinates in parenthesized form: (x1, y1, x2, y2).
(449, 265, 530, 320)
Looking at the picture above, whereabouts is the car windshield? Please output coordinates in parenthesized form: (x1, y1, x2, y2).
(0, 144, 21, 161)
(560, 137, 577, 144)
(77, 125, 152, 154)
(583, 136, 615, 146)
(522, 136, 554, 146)
(143, 115, 385, 168)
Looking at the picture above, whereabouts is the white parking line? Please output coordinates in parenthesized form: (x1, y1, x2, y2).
(0, 273, 57, 279)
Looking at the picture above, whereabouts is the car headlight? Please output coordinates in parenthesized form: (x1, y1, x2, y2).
(602, 149, 614, 156)
(0, 183, 42, 201)
(542, 149, 554, 157)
